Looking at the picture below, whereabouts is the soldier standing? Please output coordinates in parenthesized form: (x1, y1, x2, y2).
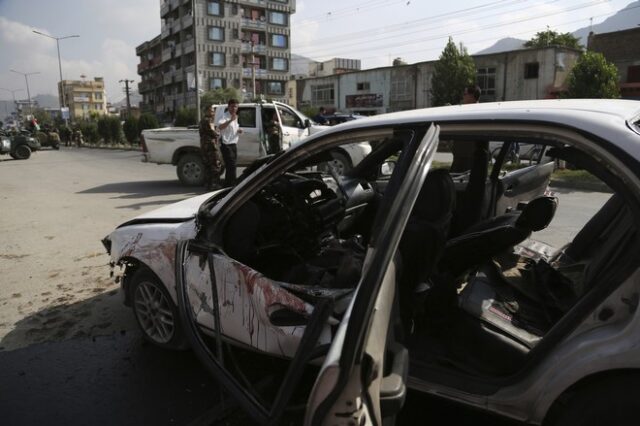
(199, 104, 223, 191)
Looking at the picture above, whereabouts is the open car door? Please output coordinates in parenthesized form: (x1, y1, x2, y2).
(305, 124, 440, 426)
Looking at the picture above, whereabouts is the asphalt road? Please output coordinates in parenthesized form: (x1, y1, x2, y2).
(0, 147, 611, 425)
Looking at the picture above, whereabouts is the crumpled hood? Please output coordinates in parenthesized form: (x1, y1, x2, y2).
(119, 191, 221, 225)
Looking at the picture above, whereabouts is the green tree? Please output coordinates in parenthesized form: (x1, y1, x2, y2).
(97, 116, 110, 142)
(174, 107, 198, 126)
(32, 108, 53, 126)
(123, 116, 139, 144)
(430, 37, 477, 106)
(524, 29, 582, 49)
(80, 121, 99, 143)
(138, 112, 159, 134)
(108, 116, 123, 143)
(565, 51, 620, 98)
(200, 87, 242, 107)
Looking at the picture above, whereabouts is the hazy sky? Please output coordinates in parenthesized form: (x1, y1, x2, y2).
(0, 0, 632, 103)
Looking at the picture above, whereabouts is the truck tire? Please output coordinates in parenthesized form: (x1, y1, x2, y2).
(319, 150, 351, 175)
(177, 153, 205, 186)
(14, 145, 31, 160)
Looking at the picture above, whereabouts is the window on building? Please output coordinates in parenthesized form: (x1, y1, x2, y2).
(208, 26, 225, 41)
(232, 28, 239, 39)
(95, 93, 103, 100)
(211, 52, 225, 67)
(271, 0, 288, 3)
(311, 84, 334, 105)
(267, 81, 284, 95)
(209, 78, 226, 90)
(271, 58, 288, 71)
(627, 65, 640, 83)
(476, 67, 496, 96)
(390, 79, 411, 101)
(269, 12, 287, 25)
(357, 82, 370, 91)
(524, 62, 539, 79)
(207, 1, 222, 16)
(270, 34, 287, 48)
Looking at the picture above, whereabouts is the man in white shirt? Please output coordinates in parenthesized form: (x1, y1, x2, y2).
(216, 98, 243, 186)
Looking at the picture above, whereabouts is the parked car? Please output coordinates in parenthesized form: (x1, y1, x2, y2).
(325, 112, 367, 126)
(140, 101, 368, 185)
(103, 99, 640, 426)
(0, 131, 41, 159)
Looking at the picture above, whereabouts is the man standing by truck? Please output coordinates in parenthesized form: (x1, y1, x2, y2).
(217, 99, 243, 187)
(199, 104, 223, 191)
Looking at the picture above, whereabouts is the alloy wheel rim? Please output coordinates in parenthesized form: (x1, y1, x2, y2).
(184, 162, 202, 180)
(134, 281, 175, 344)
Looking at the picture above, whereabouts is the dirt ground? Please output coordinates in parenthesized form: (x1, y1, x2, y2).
(0, 148, 198, 351)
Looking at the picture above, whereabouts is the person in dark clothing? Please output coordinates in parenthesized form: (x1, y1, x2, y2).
(264, 110, 282, 154)
(199, 104, 223, 191)
(313, 107, 328, 125)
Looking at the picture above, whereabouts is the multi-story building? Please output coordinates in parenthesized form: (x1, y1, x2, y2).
(58, 77, 107, 120)
(137, 35, 165, 116)
(296, 46, 581, 115)
(588, 28, 640, 100)
(139, 0, 296, 119)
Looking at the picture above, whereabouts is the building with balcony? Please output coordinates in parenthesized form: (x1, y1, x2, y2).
(137, 0, 296, 119)
(58, 77, 107, 120)
(136, 35, 165, 115)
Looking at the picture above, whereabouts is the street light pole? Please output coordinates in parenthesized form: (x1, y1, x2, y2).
(32, 30, 79, 123)
(10, 69, 40, 116)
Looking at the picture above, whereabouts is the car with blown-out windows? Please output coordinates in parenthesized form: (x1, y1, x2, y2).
(103, 99, 640, 426)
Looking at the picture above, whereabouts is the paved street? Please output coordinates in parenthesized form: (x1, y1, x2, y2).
(0, 147, 611, 425)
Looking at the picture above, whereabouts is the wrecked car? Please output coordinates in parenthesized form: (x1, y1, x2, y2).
(103, 99, 640, 425)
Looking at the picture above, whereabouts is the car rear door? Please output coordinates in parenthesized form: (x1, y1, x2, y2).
(305, 124, 440, 426)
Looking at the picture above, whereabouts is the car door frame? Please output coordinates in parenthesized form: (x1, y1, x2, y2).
(305, 123, 440, 426)
(174, 124, 424, 425)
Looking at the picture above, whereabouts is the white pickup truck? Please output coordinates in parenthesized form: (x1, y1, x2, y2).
(141, 101, 370, 186)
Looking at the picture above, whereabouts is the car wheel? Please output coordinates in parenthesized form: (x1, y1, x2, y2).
(14, 145, 31, 160)
(130, 267, 188, 350)
(319, 150, 351, 175)
(545, 374, 638, 426)
(177, 153, 205, 186)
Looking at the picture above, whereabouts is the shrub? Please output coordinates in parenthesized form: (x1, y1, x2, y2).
(174, 107, 198, 126)
(138, 113, 159, 134)
(123, 116, 139, 144)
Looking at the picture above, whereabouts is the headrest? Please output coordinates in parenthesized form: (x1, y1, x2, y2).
(515, 196, 558, 232)
(411, 168, 456, 222)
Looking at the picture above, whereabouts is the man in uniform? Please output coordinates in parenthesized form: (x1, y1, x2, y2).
(199, 104, 223, 191)
(264, 110, 282, 154)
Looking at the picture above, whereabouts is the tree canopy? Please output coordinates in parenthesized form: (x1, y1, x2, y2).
(524, 29, 582, 50)
(565, 51, 620, 99)
(201, 87, 242, 107)
(430, 37, 476, 107)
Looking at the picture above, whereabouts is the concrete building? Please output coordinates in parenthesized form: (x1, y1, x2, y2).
(138, 0, 296, 119)
(588, 28, 640, 100)
(308, 58, 361, 77)
(58, 77, 107, 120)
(137, 35, 165, 115)
(296, 46, 581, 115)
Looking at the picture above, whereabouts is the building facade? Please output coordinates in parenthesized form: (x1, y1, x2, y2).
(138, 0, 296, 119)
(58, 77, 107, 120)
(308, 58, 361, 77)
(296, 46, 581, 115)
(588, 28, 640, 100)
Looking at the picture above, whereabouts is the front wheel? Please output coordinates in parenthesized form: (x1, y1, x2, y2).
(130, 267, 188, 350)
(14, 145, 31, 160)
(177, 153, 205, 186)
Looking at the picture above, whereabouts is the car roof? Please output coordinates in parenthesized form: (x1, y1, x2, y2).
(311, 99, 640, 158)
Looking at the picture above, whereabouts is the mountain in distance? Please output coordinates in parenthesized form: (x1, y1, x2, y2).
(474, 0, 640, 54)
(474, 37, 526, 55)
(291, 53, 314, 76)
(33, 94, 59, 108)
(112, 90, 143, 108)
(573, 0, 640, 44)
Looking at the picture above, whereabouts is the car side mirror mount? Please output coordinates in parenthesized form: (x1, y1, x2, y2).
(305, 119, 311, 128)
(380, 160, 396, 177)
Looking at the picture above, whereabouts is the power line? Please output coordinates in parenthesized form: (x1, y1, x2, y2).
(292, 0, 608, 58)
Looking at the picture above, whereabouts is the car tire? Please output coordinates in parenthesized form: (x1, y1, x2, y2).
(177, 153, 205, 186)
(129, 267, 188, 350)
(319, 150, 352, 175)
(545, 374, 638, 426)
(14, 145, 31, 160)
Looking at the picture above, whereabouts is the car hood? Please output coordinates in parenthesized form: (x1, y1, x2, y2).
(116, 191, 222, 227)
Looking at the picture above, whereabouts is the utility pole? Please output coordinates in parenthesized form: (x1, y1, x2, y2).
(192, 0, 201, 122)
(10, 69, 40, 117)
(119, 79, 134, 117)
(32, 30, 79, 125)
